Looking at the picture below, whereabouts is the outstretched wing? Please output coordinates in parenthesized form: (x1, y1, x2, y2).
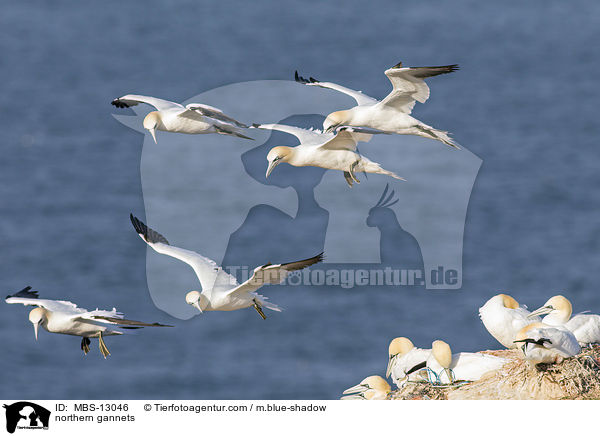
(295, 71, 377, 106)
(81, 314, 172, 328)
(185, 103, 248, 128)
(252, 123, 327, 146)
(6, 286, 86, 315)
(319, 127, 384, 151)
(379, 63, 459, 113)
(130, 214, 237, 292)
(226, 253, 324, 297)
(111, 94, 182, 111)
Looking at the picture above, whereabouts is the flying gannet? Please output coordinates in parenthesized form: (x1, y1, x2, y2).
(527, 295, 600, 346)
(386, 337, 431, 388)
(514, 322, 581, 364)
(479, 293, 541, 349)
(111, 94, 252, 142)
(295, 63, 460, 148)
(425, 340, 508, 385)
(341, 375, 391, 400)
(130, 214, 322, 318)
(253, 123, 404, 187)
(5, 287, 172, 358)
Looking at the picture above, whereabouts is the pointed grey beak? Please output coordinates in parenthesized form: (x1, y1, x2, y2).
(340, 394, 364, 400)
(265, 159, 281, 178)
(386, 355, 396, 378)
(33, 322, 40, 341)
(342, 383, 367, 395)
(148, 127, 158, 144)
(528, 305, 553, 319)
(192, 301, 203, 313)
(444, 368, 454, 384)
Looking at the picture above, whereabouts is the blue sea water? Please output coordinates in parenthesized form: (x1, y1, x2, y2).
(1, 0, 600, 399)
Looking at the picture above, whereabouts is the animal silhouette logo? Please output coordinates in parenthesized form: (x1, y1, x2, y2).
(3, 402, 50, 433)
(113, 80, 481, 318)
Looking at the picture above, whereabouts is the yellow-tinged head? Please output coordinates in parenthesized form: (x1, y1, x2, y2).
(499, 294, 519, 309)
(432, 340, 453, 368)
(544, 295, 572, 318)
(265, 146, 293, 178)
(388, 337, 415, 357)
(359, 375, 391, 393)
(143, 112, 161, 143)
(528, 295, 572, 322)
(28, 307, 46, 340)
(515, 322, 544, 342)
(323, 110, 349, 132)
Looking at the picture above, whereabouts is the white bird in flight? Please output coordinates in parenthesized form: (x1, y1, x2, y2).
(527, 295, 600, 346)
(130, 214, 323, 319)
(386, 337, 431, 388)
(341, 375, 391, 400)
(295, 62, 460, 148)
(253, 123, 404, 187)
(479, 293, 541, 349)
(514, 322, 581, 364)
(5, 286, 171, 358)
(425, 340, 508, 384)
(111, 94, 252, 142)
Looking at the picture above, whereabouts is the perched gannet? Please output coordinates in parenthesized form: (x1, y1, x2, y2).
(295, 63, 460, 148)
(528, 295, 600, 345)
(425, 340, 508, 384)
(386, 337, 431, 387)
(479, 293, 541, 348)
(514, 322, 581, 364)
(341, 376, 391, 400)
(253, 123, 404, 187)
(5, 287, 171, 358)
(130, 215, 322, 318)
(111, 94, 252, 142)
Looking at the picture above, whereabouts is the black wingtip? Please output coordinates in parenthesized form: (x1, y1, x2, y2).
(6, 286, 38, 300)
(111, 99, 130, 109)
(130, 214, 169, 245)
(294, 71, 316, 84)
(251, 123, 262, 128)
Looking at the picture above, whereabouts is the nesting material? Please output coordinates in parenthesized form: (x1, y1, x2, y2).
(390, 345, 600, 400)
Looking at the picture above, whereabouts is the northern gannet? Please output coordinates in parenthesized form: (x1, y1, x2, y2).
(479, 293, 541, 348)
(5, 287, 171, 358)
(253, 123, 404, 187)
(130, 214, 322, 318)
(528, 295, 600, 346)
(341, 375, 391, 400)
(295, 63, 460, 148)
(514, 322, 581, 364)
(111, 94, 252, 142)
(425, 340, 508, 384)
(386, 337, 431, 387)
